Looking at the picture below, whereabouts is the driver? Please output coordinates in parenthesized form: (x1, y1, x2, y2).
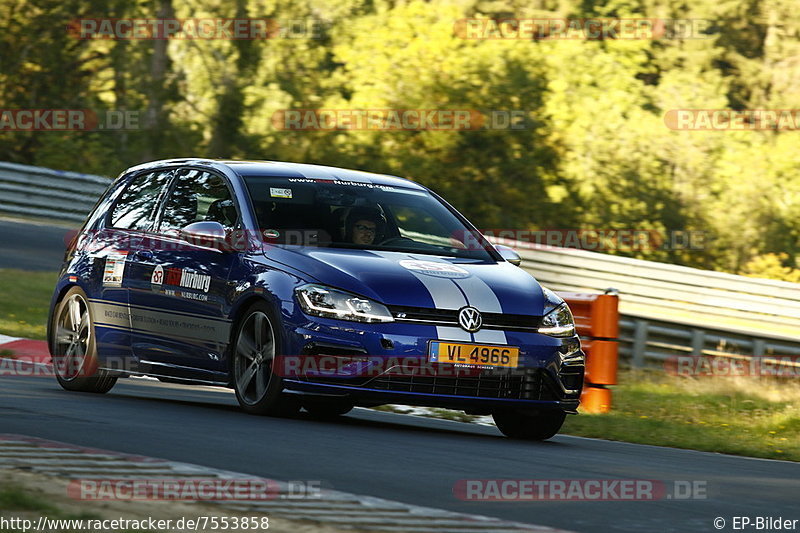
(344, 206, 385, 245)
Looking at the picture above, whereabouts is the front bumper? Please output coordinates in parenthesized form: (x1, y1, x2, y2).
(280, 313, 585, 413)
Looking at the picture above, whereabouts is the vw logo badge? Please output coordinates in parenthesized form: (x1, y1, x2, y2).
(458, 306, 483, 332)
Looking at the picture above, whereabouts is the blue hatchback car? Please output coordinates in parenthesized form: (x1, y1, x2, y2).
(48, 159, 584, 440)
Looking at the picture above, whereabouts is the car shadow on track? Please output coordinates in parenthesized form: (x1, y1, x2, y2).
(77, 380, 575, 448)
(29, 376, 574, 449)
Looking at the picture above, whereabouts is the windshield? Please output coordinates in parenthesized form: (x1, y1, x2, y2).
(242, 176, 496, 261)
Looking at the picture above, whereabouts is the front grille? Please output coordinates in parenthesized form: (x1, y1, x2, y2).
(369, 368, 559, 400)
(389, 306, 540, 332)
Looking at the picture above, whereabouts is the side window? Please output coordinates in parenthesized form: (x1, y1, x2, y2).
(158, 169, 238, 235)
(109, 170, 171, 231)
(83, 177, 128, 231)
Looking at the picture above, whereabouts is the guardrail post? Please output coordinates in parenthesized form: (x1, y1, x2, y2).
(691, 329, 705, 356)
(632, 319, 648, 368)
(753, 339, 765, 357)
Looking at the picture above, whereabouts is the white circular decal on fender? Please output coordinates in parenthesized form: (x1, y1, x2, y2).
(399, 259, 471, 278)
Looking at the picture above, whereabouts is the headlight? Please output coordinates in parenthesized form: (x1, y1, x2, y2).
(539, 287, 576, 337)
(295, 284, 394, 323)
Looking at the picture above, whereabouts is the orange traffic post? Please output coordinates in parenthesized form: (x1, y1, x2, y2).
(581, 386, 612, 413)
(558, 291, 620, 414)
(582, 340, 618, 386)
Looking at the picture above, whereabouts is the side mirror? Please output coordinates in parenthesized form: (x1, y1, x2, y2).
(495, 244, 521, 266)
(180, 221, 232, 251)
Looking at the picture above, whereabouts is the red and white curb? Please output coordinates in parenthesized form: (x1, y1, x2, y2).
(0, 335, 51, 376)
(0, 334, 50, 363)
(0, 434, 572, 533)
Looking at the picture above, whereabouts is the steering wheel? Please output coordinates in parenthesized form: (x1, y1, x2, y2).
(378, 236, 415, 246)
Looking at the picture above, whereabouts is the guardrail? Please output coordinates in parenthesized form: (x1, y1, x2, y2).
(0, 162, 110, 223)
(618, 316, 800, 367)
(490, 238, 800, 367)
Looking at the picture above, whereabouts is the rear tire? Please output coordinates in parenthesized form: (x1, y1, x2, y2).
(52, 287, 117, 394)
(492, 410, 566, 441)
(231, 301, 299, 417)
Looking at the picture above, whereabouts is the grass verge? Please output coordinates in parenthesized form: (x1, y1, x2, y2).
(0, 269, 57, 340)
(0, 485, 61, 515)
(561, 368, 800, 462)
(0, 475, 99, 527)
(379, 370, 800, 462)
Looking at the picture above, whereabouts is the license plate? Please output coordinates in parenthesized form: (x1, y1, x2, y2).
(428, 341, 519, 368)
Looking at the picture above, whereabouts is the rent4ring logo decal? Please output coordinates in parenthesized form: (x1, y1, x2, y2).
(151, 265, 211, 293)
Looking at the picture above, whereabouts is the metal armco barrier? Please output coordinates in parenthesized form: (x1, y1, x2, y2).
(558, 292, 620, 413)
(490, 237, 800, 367)
(0, 161, 110, 223)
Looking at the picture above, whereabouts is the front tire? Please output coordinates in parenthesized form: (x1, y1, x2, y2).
(231, 302, 299, 417)
(492, 410, 566, 441)
(52, 287, 117, 394)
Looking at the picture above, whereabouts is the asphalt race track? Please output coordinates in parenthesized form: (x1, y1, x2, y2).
(0, 218, 71, 271)
(1, 374, 798, 533)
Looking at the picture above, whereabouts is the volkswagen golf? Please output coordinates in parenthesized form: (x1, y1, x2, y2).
(47, 159, 584, 440)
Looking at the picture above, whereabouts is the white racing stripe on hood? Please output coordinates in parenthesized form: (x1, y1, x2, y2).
(436, 326, 472, 342)
(471, 329, 507, 344)
(369, 251, 467, 309)
(452, 273, 508, 345)
(452, 275, 502, 313)
(408, 270, 467, 310)
(403, 273, 472, 341)
(369, 251, 508, 345)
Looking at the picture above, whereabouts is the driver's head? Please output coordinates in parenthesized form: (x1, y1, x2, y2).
(344, 206, 385, 245)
